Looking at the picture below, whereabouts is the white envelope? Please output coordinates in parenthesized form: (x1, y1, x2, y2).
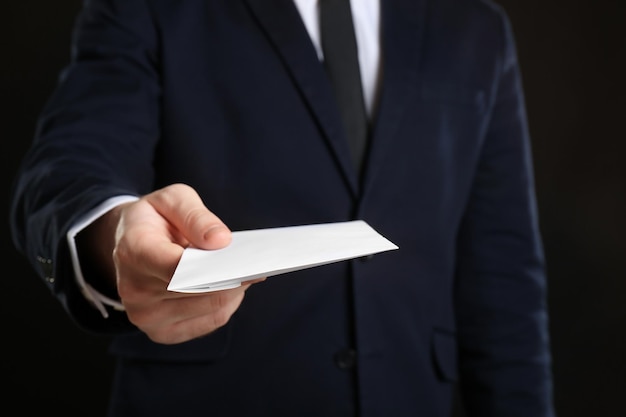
(167, 220, 398, 293)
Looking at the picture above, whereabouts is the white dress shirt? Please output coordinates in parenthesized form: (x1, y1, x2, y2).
(68, 0, 382, 317)
(293, 0, 381, 116)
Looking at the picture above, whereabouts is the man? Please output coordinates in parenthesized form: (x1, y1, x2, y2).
(9, 0, 555, 416)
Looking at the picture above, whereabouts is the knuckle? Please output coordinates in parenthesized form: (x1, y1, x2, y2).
(147, 329, 177, 345)
(209, 292, 242, 328)
(183, 207, 208, 231)
(112, 243, 132, 265)
(211, 310, 231, 329)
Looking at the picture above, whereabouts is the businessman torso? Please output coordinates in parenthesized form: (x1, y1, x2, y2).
(14, 0, 553, 416)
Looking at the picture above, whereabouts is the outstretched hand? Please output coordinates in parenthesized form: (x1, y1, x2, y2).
(82, 183, 264, 344)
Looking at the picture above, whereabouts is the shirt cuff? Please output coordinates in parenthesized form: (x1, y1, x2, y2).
(66, 195, 140, 318)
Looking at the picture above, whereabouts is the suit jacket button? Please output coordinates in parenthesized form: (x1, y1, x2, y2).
(334, 349, 357, 370)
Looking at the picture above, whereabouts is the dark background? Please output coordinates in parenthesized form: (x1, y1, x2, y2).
(3, 1, 624, 416)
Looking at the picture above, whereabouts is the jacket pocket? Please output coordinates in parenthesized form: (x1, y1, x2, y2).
(431, 328, 459, 382)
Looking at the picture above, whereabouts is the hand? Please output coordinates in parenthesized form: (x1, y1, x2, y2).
(82, 183, 264, 344)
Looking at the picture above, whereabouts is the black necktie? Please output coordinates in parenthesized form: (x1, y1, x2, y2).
(320, 0, 369, 175)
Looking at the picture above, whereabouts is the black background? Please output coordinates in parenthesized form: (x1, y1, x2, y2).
(3, 1, 624, 416)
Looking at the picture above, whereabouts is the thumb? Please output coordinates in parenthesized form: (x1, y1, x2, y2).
(145, 183, 231, 250)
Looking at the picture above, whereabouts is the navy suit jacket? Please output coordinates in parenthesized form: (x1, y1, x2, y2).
(10, 0, 555, 416)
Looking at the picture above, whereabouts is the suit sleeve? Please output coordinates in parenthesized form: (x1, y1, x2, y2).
(454, 8, 556, 417)
(9, 0, 160, 334)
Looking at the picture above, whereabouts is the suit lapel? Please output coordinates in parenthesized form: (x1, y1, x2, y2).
(242, 0, 428, 199)
(362, 0, 427, 197)
(243, 0, 359, 195)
